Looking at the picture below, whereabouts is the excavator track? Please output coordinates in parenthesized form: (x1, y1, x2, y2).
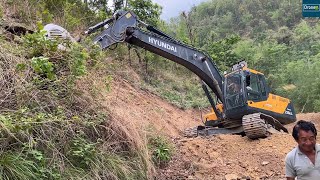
(184, 125, 244, 137)
(184, 113, 288, 139)
(242, 113, 270, 139)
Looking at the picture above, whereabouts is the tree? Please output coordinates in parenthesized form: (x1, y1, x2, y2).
(206, 35, 241, 71)
(126, 0, 162, 26)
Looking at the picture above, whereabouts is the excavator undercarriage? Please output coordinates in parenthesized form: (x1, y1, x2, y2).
(184, 113, 289, 139)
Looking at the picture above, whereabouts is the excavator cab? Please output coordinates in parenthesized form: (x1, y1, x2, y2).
(223, 62, 268, 117)
(220, 62, 296, 129)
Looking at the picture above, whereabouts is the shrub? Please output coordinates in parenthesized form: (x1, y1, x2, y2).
(148, 135, 173, 167)
(68, 137, 96, 169)
(23, 23, 58, 57)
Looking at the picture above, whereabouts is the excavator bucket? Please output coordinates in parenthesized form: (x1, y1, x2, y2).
(90, 11, 138, 49)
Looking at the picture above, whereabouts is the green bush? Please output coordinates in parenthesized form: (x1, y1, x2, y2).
(23, 23, 58, 57)
(68, 137, 96, 169)
(31, 56, 55, 80)
(68, 43, 88, 76)
(148, 135, 173, 167)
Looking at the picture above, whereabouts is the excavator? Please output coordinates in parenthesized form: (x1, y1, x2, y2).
(46, 10, 296, 139)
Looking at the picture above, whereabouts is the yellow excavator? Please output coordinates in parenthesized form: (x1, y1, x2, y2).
(46, 10, 296, 139)
(194, 63, 296, 138)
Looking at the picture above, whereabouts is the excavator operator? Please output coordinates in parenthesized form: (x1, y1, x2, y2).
(227, 77, 241, 95)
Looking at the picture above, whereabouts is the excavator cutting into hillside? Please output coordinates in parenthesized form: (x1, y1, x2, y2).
(46, 10, 296, 139)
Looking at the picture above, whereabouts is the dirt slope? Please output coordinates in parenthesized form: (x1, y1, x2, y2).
(102, 76, 201, 137)
(103, 76, 320, 180)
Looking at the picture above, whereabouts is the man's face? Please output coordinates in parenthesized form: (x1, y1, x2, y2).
(297, 129, 316, 153)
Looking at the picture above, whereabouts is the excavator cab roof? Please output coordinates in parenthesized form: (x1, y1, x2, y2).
(226, 61, 264, 77)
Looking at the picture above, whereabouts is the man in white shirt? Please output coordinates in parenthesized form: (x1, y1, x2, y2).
(285, 120, 320, 180)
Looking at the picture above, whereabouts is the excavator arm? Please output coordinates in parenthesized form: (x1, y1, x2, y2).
(86, 10, 224, 103)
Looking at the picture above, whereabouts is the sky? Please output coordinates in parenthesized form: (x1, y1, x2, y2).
(152, 0, 208, 21)
(106, 0, 208, 21)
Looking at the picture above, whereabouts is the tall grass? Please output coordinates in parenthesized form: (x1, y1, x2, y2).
(0, 152, 38, 180)
(0, 15, 154, 180)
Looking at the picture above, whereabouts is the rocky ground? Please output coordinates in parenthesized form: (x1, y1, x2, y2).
(156, 114, 320, 180)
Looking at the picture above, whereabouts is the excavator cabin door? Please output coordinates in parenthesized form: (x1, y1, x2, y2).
(223, 70, 271, 120)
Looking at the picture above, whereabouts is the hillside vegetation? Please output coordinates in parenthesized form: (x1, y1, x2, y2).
(0, 0, 168, 179)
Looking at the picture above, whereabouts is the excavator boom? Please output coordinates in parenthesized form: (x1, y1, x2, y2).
(87, 10, 224, 103)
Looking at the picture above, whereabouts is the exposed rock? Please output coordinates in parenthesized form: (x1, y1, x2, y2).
(225, 173, 239, 180)
(2, 21, 33, 36)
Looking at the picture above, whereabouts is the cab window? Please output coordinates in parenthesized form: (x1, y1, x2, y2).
(226, 74, 241, 96)
(258, 75, 267, 97)
(247, 73, 268, 101)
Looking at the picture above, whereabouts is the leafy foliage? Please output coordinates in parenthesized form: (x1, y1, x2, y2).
(206, 35, 241, 71)
(68, 43, 89, 76)
(126, 0, 162, 26)
(31, 57, 55, 80)
(0, 107, 149, 179)
(148, 135, 173, 167)
(278, 60, 320, 112)
(23, 26, 58, 57)
(68, 137, 96, 169)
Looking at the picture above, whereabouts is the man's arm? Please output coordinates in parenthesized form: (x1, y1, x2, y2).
(285, 153, 296, 179)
